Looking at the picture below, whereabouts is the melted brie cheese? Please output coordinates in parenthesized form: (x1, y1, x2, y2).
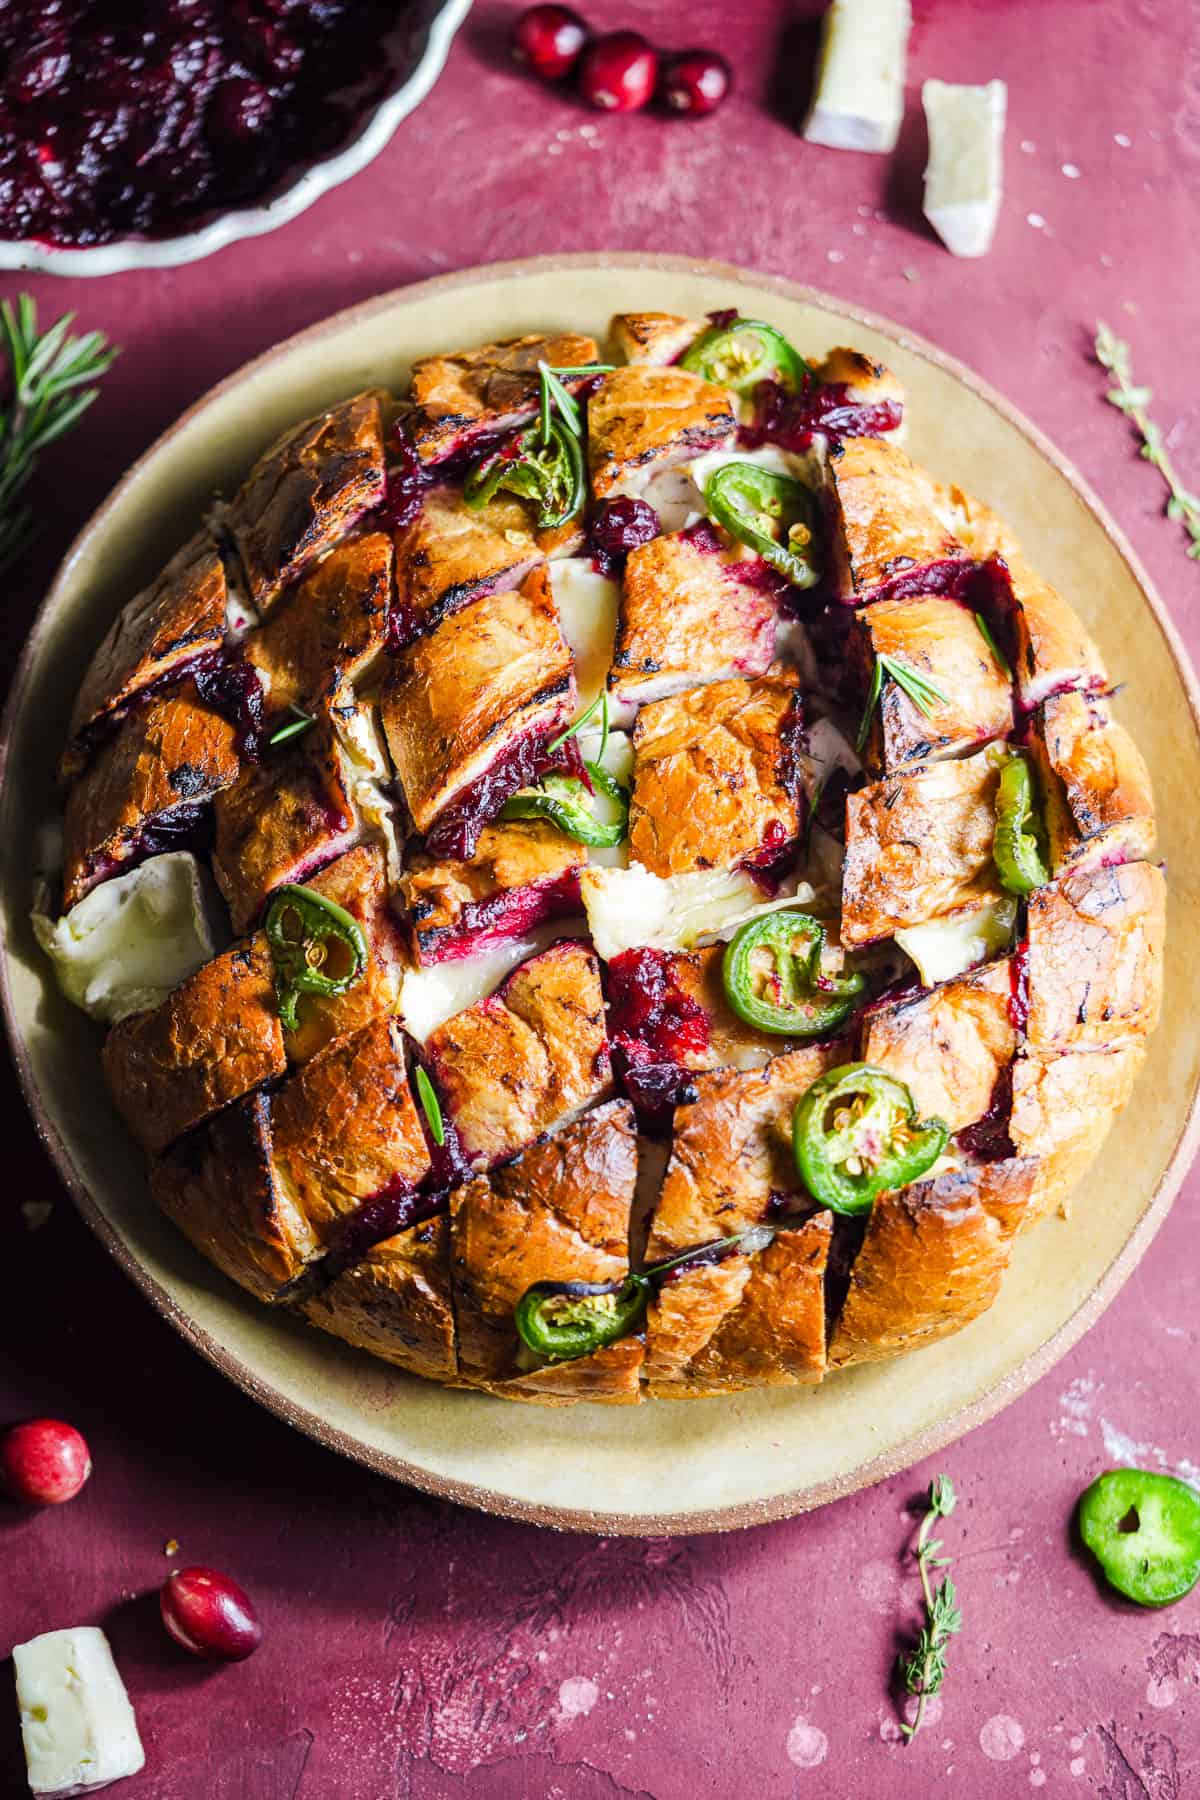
(32, 852, 225, 1024)
(14, 1627, 145, 1797)
(549, 559, 620, 714)
(580, 864, 817, 960)
(400, 919, 582, 1041)
(895, 895, 1018, 987)
(332, 699, 402, 884)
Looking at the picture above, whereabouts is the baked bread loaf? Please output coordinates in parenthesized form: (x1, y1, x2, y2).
(44, 310, 1162, 1404)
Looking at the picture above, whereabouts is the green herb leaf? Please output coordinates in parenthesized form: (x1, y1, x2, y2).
(973, 612, 1012, 680)
(537, 361, 585, 439)
(1095, 322, 1200, 559)
(0, 296, 118, 576)
(547, 687, 605, 753)
(895, 1472, 962, 1742)
(267, 706, 315, 750)
(414, 1065, 446, 1147)
(856, 654, 948, 752)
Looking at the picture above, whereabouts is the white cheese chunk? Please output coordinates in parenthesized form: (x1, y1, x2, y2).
(575, 728, 633, 870)
(14, 1627, 145, 1797)
(580, 863, 817, 960)
(895, 895, 1018, 987)
(549, 559, 620, 715)
(922, 78, 1007, 258)
(400, 919, 582, 1041)
(803, 0, 912, 154)
(32, 852, 225, 1024)
(332, 699, 402, 885)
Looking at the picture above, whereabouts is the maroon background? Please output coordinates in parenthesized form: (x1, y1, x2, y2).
(3, 2, 1200, 1795)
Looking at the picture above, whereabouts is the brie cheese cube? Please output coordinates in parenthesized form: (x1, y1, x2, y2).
(32, 851, 225, 1025)
(580, 863, 816, 960)
(400, 919, 580, 1041)
(549, 559, 620, 716)
(895, 894, 1018, 987)
(13, 1627, 145, 1797)
(922, 78, 1007, 258)
(803, 0, 913, 154)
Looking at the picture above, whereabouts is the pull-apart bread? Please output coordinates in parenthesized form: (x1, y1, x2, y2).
(46, 307, 1162, 1402)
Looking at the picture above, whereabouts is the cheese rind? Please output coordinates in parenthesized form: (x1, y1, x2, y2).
(802, 0, 913, 154)
(922, 78, 1008, 258)
(13, 1627, 145, 1797)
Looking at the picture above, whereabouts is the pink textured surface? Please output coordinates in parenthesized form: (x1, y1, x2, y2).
(3, 1, 1200, 1794)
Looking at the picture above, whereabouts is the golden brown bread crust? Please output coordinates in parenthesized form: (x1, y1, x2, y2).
(1029, 693, 1155, 877)
(1025, 862, 1165, 1054)
(409, 333, 600, 464)
(647, 1044, 847, 1260)
(150, 1092, 318, 1303)
(103, 936, 285, 1155)
(587, 366, 735, 499)
(449, 1099, 640, 1398)
(828, 1159, 1038, 1367)
(862, 958, 1016, 1134)
(655, 944, 826, 1075)
(243, 530, 391, 718)
(826, 438, 964, 601)
(645, 1217, 832, 1395)
(270, 1017, 431, 1237)
(426, 940, 612, 1169)
(302, 1215, 456, 1381)
(840, 749, 1005, 946)
(609, 311, 703, 366)
(381, 566, 575, 833)
(628, 672, 802, 876)
(283, 844, 405, 1065)
(398, 819, 584, 959)
(211, 717, 360, 932)
(938, 485, 1108, 707)
(392, 486, 548, 634)
(228, 390, 387, 611)
(813, 347, 906, 413)
(68, 532, 227, 743)
(858, 594, 1012, 773)
(61, 683, 242, 911)
(610, 531, 778, 706)
(1010, 1043, 1146, 1223)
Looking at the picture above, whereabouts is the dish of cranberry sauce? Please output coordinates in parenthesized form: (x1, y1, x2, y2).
(41, 310, 1162, 1405)
(0, 0, 415, 246)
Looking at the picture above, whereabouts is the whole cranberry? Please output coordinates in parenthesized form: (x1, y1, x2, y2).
(659, 49, 731, 118)
(577, 31, 657, 113)
(510, 5, 589, 82)
(589, 497, 661, 575)
(0, 1419, 92, 1506)
(161, 1567, 262, 1663)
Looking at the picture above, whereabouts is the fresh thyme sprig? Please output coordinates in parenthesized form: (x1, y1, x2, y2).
(897, 1473, 962, 1742)
(0, 295, 118, 576)
(1094, 322, 1200, 560)
(856, 654, 949, 752)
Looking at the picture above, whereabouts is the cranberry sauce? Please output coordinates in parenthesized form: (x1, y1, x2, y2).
(416, 868, 583, 965)
(955, 1065, 1016, 1164)
(325, 1179, 449, 1269)
(382, 426, 431, 533)
(742, 378, 903, 453)
(1009, 936, 1031, 1034)
(421, 716, 582, 863)
(589, 498, 661, 578)
(606, 947, 711, 1128)
(75, 800, 212, 903)
(737, 692, 807, 884)
(0, 1, 409, 247)
(192, 657, 266, 760)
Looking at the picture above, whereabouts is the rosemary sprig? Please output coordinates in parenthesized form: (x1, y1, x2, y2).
(267, 704, 315, 750)
(897, 1473, 962, 1742)
(536, 361, 613, 442)
(856, 654, 949, 752)
(973, 612, 1012, 681)
(0, 295, 118, 576)
(1094, 322, 1200, 560)
(547, 686, 606, 754)
(414, 1064, 446, 1147)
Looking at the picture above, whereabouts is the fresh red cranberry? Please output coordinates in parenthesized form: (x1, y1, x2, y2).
(659, 49, 731, 117)
(577, 30, 657, 112)
(510, 5, 589, 81)
(161, 1567, 262, 1663)
(0, 1419, 92, 1506)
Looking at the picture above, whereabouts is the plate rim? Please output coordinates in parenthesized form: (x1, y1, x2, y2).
(3, 250, 1198, 1535)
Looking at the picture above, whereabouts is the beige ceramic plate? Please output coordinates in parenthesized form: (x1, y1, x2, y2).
(3, 255, 1198, 1535)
